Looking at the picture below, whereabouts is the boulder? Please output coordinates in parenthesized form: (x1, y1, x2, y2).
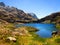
(52, 31, 57, 35)
(6, 37, 16, 42)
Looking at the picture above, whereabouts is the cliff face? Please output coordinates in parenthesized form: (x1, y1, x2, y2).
(37, 12, 60, 24)
(0, 2, 38, 23)
(27, 13, 38, 19)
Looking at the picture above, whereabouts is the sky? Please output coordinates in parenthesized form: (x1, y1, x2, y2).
(0, 0, 60, 19)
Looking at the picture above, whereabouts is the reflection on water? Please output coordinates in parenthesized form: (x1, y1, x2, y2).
(16, 23, 57, 38)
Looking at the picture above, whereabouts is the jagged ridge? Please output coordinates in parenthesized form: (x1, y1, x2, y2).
(0, 2, 38, 23)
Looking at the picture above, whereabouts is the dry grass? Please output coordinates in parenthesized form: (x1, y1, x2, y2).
(0, 22, 60, 45)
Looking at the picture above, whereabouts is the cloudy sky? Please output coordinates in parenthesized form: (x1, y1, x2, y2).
(0, 0, 60, 19)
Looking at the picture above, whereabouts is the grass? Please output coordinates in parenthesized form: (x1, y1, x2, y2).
(55, 38, 60, 43)
(56, 23, 60, 30)
(30, 32, 47, 42)
(16, 26, 39, 32)
(0, 22, 60, 45)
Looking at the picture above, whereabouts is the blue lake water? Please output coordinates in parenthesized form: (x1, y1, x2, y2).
(16, 23, 57, 38)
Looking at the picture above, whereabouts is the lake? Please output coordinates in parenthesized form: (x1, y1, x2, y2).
(16, 23, 57, 38)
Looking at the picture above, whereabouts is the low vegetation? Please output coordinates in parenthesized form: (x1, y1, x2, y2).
(0, 22, 60, 45)
(15, 26, 38, 32)
(56, 24, 60, 30)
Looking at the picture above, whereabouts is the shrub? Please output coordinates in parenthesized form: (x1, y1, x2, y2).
(55, 38, 60, 43)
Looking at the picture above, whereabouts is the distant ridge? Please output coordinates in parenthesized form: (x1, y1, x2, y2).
(37, 12, 60, 24)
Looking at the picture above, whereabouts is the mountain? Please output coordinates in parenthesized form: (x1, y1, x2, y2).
(0, 2, 38, 23)
(0, 2, 5, 7)
(37, 12, 60, 24)
(27, 13, 38, 19)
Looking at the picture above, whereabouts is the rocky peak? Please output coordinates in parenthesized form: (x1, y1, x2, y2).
(27, 13, 38, 19)
(0, 2, 5, 7)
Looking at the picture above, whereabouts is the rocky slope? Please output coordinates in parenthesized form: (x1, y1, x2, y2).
(37, 12, 60, 24)
(27, 13, 38, 19)
(0, 2, 38, 23)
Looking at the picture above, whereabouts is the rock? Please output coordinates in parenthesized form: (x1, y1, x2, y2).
(52, 31, 58, 35)
(0, 2, 5, 7)
(27, 13, 38, 19)
(6, 37, 16, 42)
(57, 30, 60, 35)
(51, 31, 58, 37)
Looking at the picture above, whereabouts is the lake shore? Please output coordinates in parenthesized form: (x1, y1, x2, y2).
(0, 22, 60, 45)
